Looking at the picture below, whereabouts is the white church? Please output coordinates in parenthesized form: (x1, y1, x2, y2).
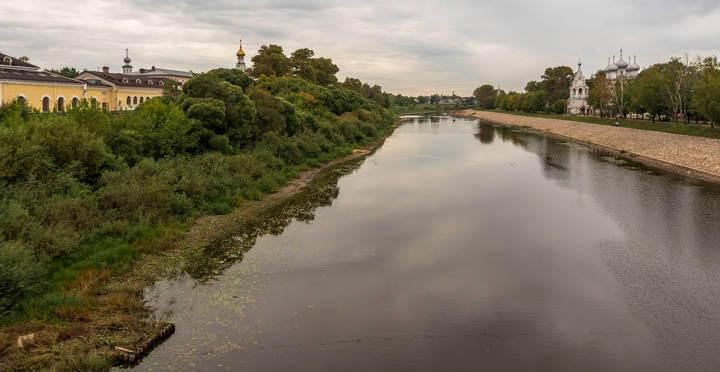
(567, 50, 640, 116)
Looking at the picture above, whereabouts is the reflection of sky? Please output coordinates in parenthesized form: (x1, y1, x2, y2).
(138, 118, 720, 372)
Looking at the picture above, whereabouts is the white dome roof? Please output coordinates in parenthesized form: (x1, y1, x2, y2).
(627, 56, 640, 72)
(615, 57, 628, 69)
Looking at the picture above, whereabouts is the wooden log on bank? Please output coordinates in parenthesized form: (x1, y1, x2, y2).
(114, 322, 176, 366)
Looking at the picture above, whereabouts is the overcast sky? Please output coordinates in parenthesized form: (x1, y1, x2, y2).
(1, 0, 718, 95)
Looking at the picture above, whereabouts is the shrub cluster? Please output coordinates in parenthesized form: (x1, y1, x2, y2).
(0, 65, 396, 321)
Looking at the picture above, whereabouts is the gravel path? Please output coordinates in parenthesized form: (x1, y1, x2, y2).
(459, 110, 720, 181)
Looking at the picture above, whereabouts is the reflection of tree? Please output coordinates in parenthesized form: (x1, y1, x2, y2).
(495, 126, 527, 149)
(183, 158, 364, 280)
(474, 123, 496, 144)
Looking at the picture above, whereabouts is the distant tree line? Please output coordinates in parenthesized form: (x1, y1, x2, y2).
(471, 55, 720, 127)
(587, 55, 720, 126)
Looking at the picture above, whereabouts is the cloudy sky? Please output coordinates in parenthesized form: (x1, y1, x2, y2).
(1, 0, 718, 95)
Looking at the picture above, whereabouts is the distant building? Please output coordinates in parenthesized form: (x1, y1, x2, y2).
(0, 51, 88, 111)
(236, 40, 246, 71)
(568, 50, 641, 116)
(74, 49, 176, 110)
(604, 49, 640, 81)
(129, 67, 193, 84)
(75, 68, 165, 111)
(567, 61, 589, 116)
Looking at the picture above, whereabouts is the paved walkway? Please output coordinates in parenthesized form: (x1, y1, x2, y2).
(459, 110, 720, 180)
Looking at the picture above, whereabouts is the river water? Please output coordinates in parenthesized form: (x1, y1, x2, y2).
(134, 116, 720, 371)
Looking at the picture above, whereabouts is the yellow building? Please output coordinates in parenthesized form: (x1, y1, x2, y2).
(0, 50, 185, 111)
(75, 67, 165, 111)
(1, 51, 86, 112)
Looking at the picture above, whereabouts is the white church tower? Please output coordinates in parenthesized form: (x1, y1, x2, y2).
(235, 40, 246, 71)
(567, 60, 589, 116)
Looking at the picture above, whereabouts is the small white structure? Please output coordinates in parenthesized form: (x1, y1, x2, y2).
(567, 61, 589, 116)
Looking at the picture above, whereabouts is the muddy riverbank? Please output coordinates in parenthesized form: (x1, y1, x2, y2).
(457, 110, 720, 184)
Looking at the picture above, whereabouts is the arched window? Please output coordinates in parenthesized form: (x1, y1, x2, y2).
(90, 97, 98, 107)
(148, 80, 153, 85)
(136, 79, 142, 84)
(126, 96, 131, 105)
(2, 56, 11, 64)
(578, 88, 583, 95)
(42, 97, 50, 112)
(72, 97, 79, 108)
(122, 78, 129, 83)
(57, 97, 65, 112)
(139, 96, 144, 104)
(16, 96, 26, 105)
(146, 96, 150, 102)
(133, 96, 137, 105)
(159, 81, 164, 86)
(572, 88, 576, 95)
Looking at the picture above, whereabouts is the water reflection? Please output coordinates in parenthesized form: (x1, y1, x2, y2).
(136, 117, 720, 372)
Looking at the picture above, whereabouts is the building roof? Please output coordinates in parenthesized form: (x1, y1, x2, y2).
(0, 52, 39, 70)
(0, 68, 84, 84)
(129, 67, 193, 78)
(76, 71, 165, 88)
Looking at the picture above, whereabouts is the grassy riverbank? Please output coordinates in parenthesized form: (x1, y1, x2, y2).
(391, 104, 479, 116)
(470, 109, 720, 139)
(0, 65, 397, 370)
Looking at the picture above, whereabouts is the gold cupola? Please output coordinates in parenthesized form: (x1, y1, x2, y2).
(235, 39, 247, 71)
(236, 40, 246, 58)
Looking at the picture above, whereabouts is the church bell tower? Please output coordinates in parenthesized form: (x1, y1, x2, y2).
(236, 40, 246, 71)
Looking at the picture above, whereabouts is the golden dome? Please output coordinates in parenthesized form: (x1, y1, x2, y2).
(236, 47, 245, 58)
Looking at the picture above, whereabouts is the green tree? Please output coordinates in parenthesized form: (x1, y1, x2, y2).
(181, 73, 256, 149)
(46, 67, 79, 78)
(551, 99, 566, 114)
(662, 56, 695, 123)
(634, 66, 669, 123)
(691, 69, 720, 128)
(162, 79, 181, 99)
(340, 77, 363, 92)
(208, 68, 253, 90)
(473, 84, 496, 108)
(525, 80, 542, 92)
(247, 44, 291, 78)
(248, 88, 299, 135)
(587, 71, 613, 118)
(290, 48, 339, 86)
(0, 241, 46, 314)
(540, 66, 574, 104)
(522, 90, 546, 112)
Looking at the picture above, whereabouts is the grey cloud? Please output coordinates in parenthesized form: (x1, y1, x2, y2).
(1, 0, 718, 95)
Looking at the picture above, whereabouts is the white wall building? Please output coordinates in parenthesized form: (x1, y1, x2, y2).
(567, 61, 589, 116)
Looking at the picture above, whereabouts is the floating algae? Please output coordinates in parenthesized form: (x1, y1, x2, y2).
(601, 156, 630, 166)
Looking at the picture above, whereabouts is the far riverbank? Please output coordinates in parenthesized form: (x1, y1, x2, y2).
(457, 110, 720, 184)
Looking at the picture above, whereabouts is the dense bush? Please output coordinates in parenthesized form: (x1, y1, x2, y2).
(0, 241, 46, 315)
(0, 60, 397, 320)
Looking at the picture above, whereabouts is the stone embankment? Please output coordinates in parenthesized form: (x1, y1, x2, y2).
(459, 110, 720, 183)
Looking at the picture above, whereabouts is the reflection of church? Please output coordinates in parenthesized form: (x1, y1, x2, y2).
(567, 50, 640, 116)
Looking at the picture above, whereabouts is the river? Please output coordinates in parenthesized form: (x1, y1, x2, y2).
(133, 116, 720, 371)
